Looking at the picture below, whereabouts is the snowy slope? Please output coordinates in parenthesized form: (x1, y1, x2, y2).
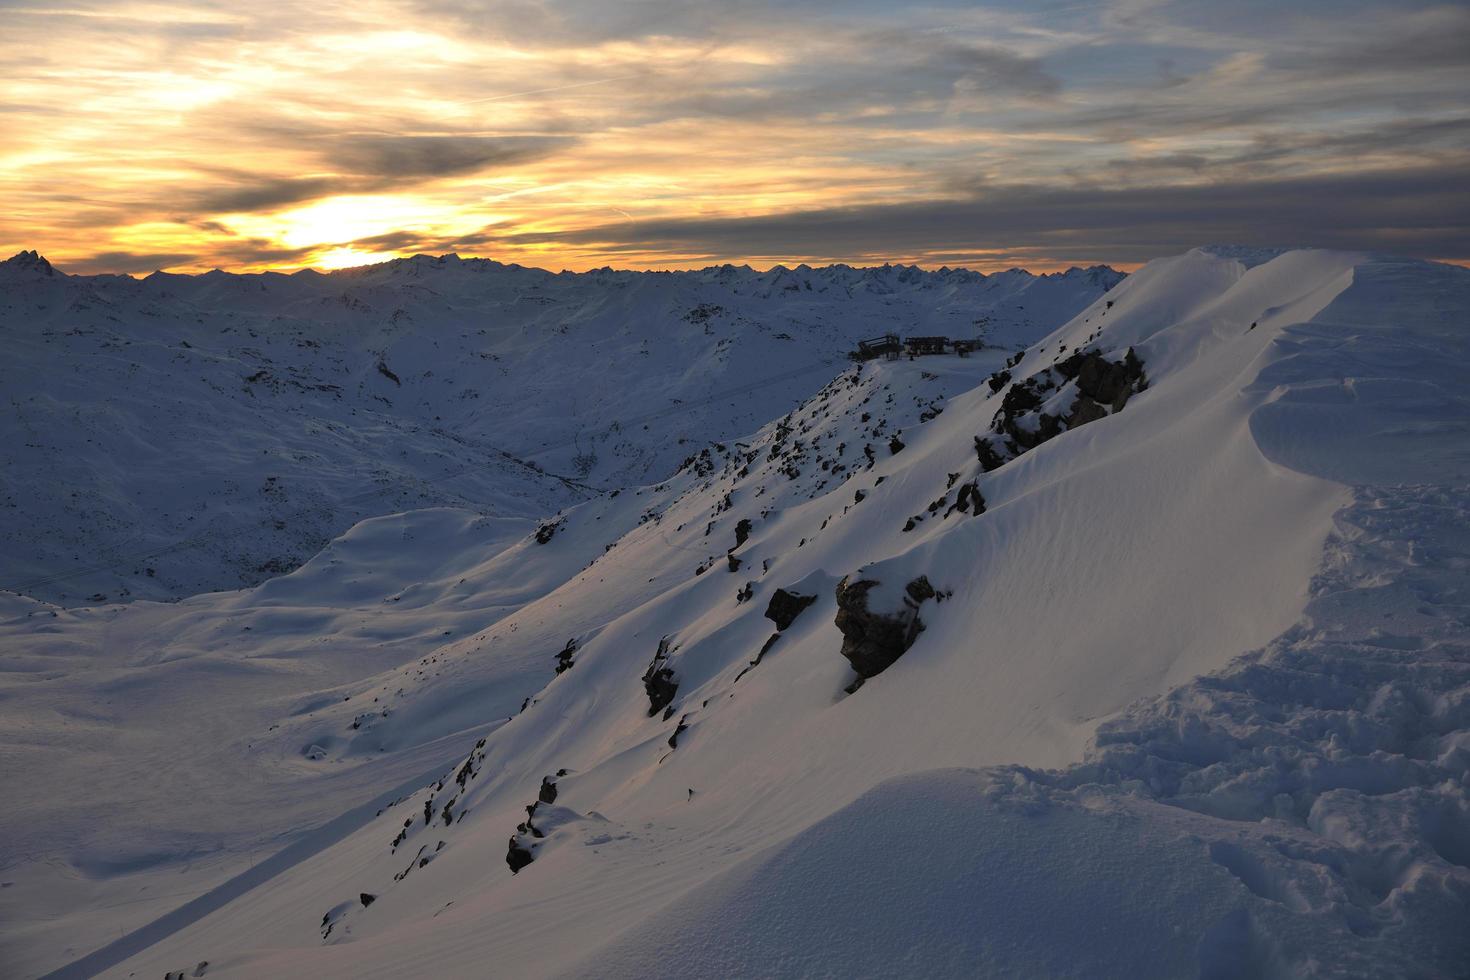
(0, 251, 1119, 605)
(8, 247, 1469, 979)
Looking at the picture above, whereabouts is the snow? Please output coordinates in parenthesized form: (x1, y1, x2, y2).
(2, 247, 1466, 979)
(0, 252, 1118, 605)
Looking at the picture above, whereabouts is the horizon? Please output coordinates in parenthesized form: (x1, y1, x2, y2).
(8, 244, 1141, 278)
(2, 0, 1466, 276)
(13, 245, 1470, 280)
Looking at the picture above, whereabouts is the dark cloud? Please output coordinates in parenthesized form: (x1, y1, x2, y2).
(1072, 118, 1470, 186)
(190, 177, 342, 214)
(60, 238, 320, 275)
(176, 133, 577, 216)
(479, 165, 1470, 265)
(59, 250, 200, 274)
(1283, 6, 1470, 76)
(323, 135, 575, 179)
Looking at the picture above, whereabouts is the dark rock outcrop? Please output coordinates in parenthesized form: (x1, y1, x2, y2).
(538, 775, 558, 805)
(359, 892, 377, 907)
(833, 575, 936, 681)
(734, 518, 753, 548)
(554, 638, 577, 674)
(764, 588, 817, 631)
(642, 637, 678, 717)
(506, 837, 535, 874)
(981, 347, 1147, 471)
(667, 715, 689, 748)
(1058, 347, 1146, 411)
(946, 481, 985, 517)
(974, 436, 1008, 472)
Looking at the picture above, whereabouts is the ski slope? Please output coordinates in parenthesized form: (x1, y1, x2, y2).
(3, 247, 1467, 979)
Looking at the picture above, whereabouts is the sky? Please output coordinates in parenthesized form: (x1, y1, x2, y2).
(1, 0, 1467, 275)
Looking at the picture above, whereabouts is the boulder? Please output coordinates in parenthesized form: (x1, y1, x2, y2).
(833, 575, 935, 679)
(764, 588, 817, 631)
(506, 837, 535, 874)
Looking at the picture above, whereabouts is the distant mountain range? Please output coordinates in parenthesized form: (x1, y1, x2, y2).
(0, 250, 1120, 603)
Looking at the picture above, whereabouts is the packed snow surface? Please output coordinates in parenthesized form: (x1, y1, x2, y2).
(2, 246, 1467, 979)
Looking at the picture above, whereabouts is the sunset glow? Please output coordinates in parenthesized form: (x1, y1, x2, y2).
(2, 0, 1466, 274)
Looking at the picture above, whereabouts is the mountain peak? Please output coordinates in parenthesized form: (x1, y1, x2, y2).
(2, 249, 57, 278)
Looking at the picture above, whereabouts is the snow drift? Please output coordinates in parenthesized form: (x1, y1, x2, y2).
(5, 246, 1467, 979)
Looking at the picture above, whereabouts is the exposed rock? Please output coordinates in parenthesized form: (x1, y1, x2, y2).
(905, 576, 936, 603)
(554, 638, 577, 674)
(538, 775, 558, 805)
(764, 588, 816, 631)
(1057, 347, 1146, 411)
(1064, 395, 1108, 428)
(727, 554, 743, 572)
(506, 837, 535, 874)
(946, 481, 986, 517)
(641, 637, 678, 717)
(833, 575, 935, 680)
(756, 632, 781, 661)
(734, 518, 753, 548)
(983, 347, 1147, 466)
(667, 715, 689, 748)
(735, 632, 783, 683)
(534, 518, 563, 544)
(974, 435, 1008, 472)
(359, 892, 376, 907)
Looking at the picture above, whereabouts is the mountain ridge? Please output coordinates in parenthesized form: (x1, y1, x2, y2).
(5, 246, 1466, 978)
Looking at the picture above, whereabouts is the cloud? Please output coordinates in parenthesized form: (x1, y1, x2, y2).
(59, 250, 201, 274)
(190, 177, 343, 214)
(479, 164, 1470, 265)
(60, 238, 321, 275)
(173, 133, 578, 217)
(4, 0, 1467, 272)
(323, 135, 576, 180)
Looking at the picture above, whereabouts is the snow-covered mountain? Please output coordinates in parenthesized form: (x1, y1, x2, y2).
(4, 247, 1468, 979)
(0, 251, 1120, 605)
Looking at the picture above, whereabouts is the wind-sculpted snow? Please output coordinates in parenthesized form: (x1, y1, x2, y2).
(0, 250, 1118, 604)
(1248, 256, 1470, 485)
(7, 248, 1468, 979)
(583, 485, 1469, 979)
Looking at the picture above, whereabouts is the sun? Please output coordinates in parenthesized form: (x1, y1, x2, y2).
(309, 246, 398, 270)
(270, 195, 430, 250)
